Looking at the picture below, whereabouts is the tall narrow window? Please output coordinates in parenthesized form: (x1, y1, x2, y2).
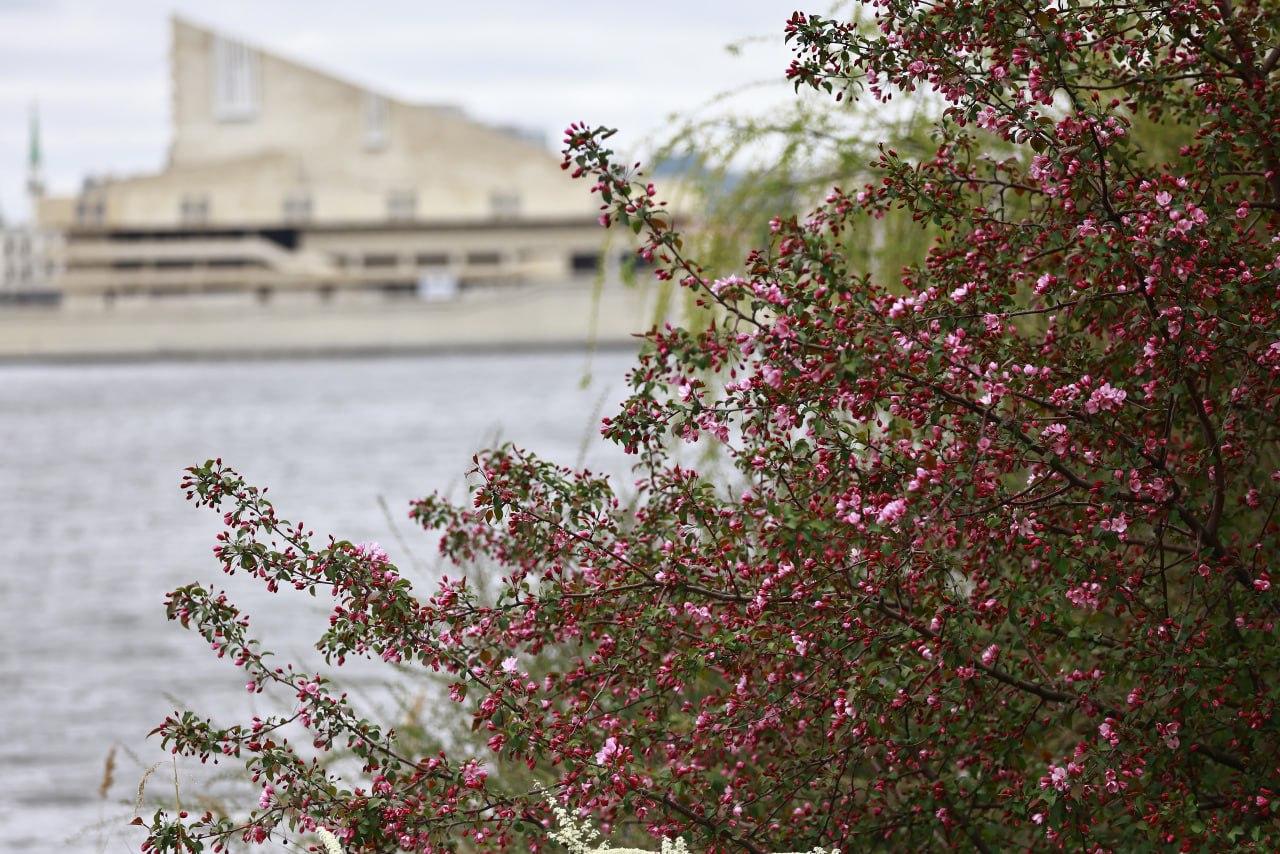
(213, 36, 260, 122)
(364, 92, 388, 150)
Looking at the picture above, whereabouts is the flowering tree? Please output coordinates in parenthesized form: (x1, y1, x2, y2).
(145, 1, 1280, 851)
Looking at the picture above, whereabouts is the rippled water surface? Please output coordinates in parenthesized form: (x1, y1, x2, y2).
(0, 349, 635, 853)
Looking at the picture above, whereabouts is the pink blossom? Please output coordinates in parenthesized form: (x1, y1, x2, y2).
(1085, 383, 1127, 414)
(772, 405, 797, 430)
(354, 542, 388, 564)
(460, 759, 488, 789)
(1157, 721, 1181, 750)
(709, 274, 746, 295)
(760, 364, 784, 388)
(791, 631, 813, 657)
(1041, 423, 1071, 455)
(981, 644, 1000, 667)
(875, 498, 908, 526)
(1066, 583, 1102, 611)
(1101, 513, 1128, 534)
(1040, 764, 1070, 791)
(595, 736, 624, 765)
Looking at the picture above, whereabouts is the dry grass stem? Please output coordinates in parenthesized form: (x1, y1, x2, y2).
(98, 745, 117, 800)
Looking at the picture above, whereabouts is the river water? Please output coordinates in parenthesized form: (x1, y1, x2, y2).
(0, 349, 637, 853)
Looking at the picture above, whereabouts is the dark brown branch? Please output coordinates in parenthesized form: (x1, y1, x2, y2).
(659, 794, 767, 854)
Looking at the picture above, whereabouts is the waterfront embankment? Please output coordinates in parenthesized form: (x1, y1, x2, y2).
(0, 279, 656, 361)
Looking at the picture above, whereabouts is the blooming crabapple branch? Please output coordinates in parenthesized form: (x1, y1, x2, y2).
(896, 361, 1244, 572)
(481, 487, 751, 606)
(1184, 373, 1228, 538)
(561, 123, 766, 333)
(874, 599, 1091, 709)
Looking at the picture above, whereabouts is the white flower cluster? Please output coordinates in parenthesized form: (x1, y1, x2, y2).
(547, 799, 839, 854)
(305, 809, 838, 854)
(315, 827, 344, 854)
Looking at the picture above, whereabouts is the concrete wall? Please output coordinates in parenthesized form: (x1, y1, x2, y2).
(0, 277, 660, 360)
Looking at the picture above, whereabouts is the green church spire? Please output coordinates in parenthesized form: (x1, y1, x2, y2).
(27, 102, 44, 201)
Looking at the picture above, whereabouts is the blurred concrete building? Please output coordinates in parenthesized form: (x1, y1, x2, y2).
(36, 17, 618, 307)
(2, 106, 61, 305)
(0, 227, 61, 304)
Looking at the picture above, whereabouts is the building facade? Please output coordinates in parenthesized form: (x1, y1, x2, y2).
(0, 226, 61, 304)
(36, 17, 626, 307)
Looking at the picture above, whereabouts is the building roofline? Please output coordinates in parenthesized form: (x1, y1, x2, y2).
(169, 14, 461, 113)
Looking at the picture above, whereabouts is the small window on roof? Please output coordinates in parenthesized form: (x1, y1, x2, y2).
(387, 189, 416, 221)
(490, 191, 520, 219)
(180, 193, 210, 225)
(283, 191, 313, 223)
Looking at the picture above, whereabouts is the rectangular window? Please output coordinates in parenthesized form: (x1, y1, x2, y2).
(180, 193, 210, 225)
(386, 189, 416, 221)
(364, 92, 389, 150)
(75, 195, 106, 226)
(415, 252, 449, 268)
(213, 36, 260, 122)
(571, 251, 600, 274)
(490, 191, 520, 219)
(466, 250, 501, 266)
(282, 192, 313, 223)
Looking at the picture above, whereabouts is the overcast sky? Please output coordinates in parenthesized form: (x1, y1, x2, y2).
(0, 1, 806, 222)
